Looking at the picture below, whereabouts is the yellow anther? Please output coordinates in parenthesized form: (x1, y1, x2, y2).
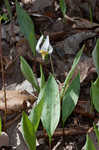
(40, 50, 48, 60)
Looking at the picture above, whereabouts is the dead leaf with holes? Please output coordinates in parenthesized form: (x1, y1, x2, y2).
(0, 90, 36, 114)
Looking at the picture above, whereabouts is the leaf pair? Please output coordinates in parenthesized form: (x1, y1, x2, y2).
(62, 73, 80, 125)
(42, 47, 83, 139)
(22, 75, 60, 149)
(22, 73, 80, 149)
(60, 45, 84, 100)
(21, 46, 83, 149)
(61, 46, 84, 125)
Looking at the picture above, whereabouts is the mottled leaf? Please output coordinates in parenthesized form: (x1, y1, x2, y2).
(41, 75, 60, 138)
(62, 73, 80, 125)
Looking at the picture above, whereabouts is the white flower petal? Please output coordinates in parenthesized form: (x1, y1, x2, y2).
(48, 44, 53, 54)
(41, 36, 49, 51)
(36, 35, 44, 52)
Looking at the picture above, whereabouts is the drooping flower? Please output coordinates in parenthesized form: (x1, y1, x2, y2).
(36, 35, 53, 60)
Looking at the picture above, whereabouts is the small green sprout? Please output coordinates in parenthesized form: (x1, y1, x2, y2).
(0, 14, 8, 22)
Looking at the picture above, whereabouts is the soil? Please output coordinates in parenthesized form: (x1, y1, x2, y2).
(0, 0, 99, 149)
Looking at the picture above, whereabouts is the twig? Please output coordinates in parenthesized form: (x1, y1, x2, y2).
(36, 126, 89, 139)
(0, 21, 7, 131)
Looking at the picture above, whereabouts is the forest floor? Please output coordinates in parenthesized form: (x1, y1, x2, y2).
(0, 0, 99, 149)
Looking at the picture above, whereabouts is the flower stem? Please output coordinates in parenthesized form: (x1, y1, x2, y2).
(50, 55, 55, 77)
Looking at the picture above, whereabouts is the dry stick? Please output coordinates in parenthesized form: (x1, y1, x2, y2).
(62, 122, 65, 146)
(0, 22, 7, 131)
(37, 126, 89, 138)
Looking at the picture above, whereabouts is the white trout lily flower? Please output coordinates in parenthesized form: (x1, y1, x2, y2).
(36, 35, 53, 60)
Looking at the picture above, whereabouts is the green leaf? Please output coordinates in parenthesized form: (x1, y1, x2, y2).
(22, 112, 36, 150)
(40, 65, 45, 89)
(4, 0, 12, 19)
(60, 45, 84, 100)
(0, 117, 2, 135)
(91, 78, 99, 112)
(92, 39, 99, 76)
(16, 2, 36, 55)
(62, 73, 80, 125)
(20, 56, 40, 93)
(94, 124, 99, 144)
(29, 87, 45, 131)
(41, 75, 60, 138)
(85, 134, 96, 150)
(59, 0, 66, 17)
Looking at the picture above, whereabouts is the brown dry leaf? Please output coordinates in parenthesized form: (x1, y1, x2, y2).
(45, 31, 68, 42)
(75, 100, 95, 119)
(0, 90, 36, 114)
(22, 0, 52, 12)
(63, 32, 96, 55)
(0, 56, 12, 73)
(65, 15, 99, 29)
(73, 56, 94, 83)
(66, 0, 96, 19)
(73, 17, 99, 29)
(16, 38, 32, 59)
